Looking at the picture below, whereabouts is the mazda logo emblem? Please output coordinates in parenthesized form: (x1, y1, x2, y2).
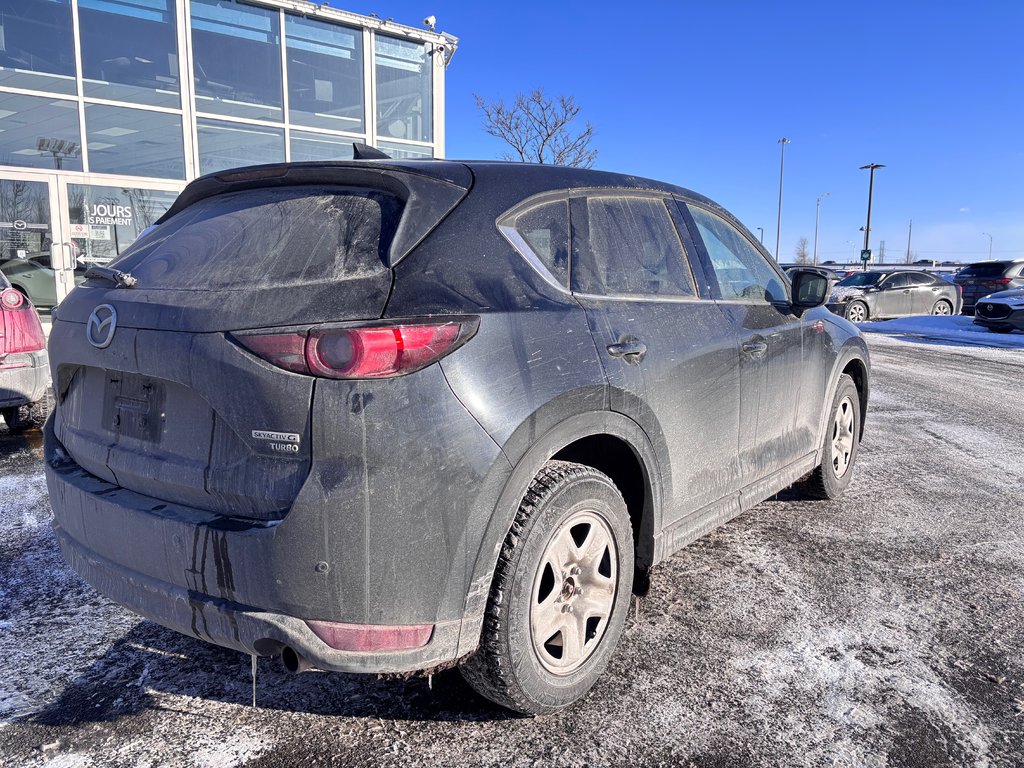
(86, 304, 117, 349)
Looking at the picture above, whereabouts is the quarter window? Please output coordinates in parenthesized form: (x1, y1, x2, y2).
(574, 196, 695, 297)
(501, 200, 570, 287)
(687, 205, 786, 303)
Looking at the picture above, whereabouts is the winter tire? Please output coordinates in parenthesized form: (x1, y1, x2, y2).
(844, 301, 868, 323)
(460, 460, 634, 715)
(930, 299, 953, 316)
(796, 373, 861, 500)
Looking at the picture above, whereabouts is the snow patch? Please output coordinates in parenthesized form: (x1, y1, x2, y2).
(859, 315, 1024, 349)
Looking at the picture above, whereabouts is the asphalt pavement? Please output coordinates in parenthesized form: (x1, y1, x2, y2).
(0, 334, 1021, 767)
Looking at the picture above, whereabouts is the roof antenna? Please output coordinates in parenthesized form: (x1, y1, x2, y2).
(353, 143, 391, 160)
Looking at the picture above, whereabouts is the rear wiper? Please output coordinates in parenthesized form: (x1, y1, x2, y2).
(84, 266, 137, 289)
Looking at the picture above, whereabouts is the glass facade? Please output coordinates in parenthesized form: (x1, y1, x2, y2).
(79, 0, 180, 108)
(0, 0, 448, 306)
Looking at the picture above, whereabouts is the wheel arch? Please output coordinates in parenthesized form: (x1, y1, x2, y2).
(816, 341, 870, 456)
(461, 410, 663, 639)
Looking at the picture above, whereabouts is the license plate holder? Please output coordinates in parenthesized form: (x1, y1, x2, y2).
(102, 371, 165, 443)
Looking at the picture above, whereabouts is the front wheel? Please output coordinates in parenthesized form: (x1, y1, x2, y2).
(845, 301, 869, 323)
(930, 299, 953, 316)
(796, 374, 862, 500)
(460, 461, 634, 715)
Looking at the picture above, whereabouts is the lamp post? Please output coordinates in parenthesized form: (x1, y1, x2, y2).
(813, 192, 829, 266)
(756, 227, 764, 244)
(775, 138, 790, 260)
(982, 231, 993, 259)
(859, 163, 885, 270)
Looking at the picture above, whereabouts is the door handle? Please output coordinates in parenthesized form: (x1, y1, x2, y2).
(607, 340, 647, 363)
(742, 339, 768, 358)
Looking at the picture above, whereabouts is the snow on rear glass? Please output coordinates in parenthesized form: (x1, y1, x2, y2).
(114, 186, 399, 290)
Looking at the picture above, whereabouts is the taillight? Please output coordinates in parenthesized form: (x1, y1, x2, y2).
(990, 278, 1012, 286)
(0, 289, 46, 355)
(233, 318, 478, 379)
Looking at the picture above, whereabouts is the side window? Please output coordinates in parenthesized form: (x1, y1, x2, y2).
(573, 196, 695, 297)
(500, 199, 570, 287)
(687, 205, 787, 303)
(908, 273, 934, 286)
(884, 273, 911, 289)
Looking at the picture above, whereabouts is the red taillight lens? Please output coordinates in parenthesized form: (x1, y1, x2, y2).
(0, 289, 45, 355)
(234, 318, 476, 379)
(2, 288, 24, 310)
(305, 620, 433, 652)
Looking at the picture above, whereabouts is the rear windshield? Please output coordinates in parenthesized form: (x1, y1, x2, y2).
(108, 186, 401, 290)
(837, 272, 882, 287)
(958, 262, 1011, 278)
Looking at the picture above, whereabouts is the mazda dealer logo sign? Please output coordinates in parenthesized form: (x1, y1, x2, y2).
(86, 304, 117, 349)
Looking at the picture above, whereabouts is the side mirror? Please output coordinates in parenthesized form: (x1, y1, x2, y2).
(790, 269, 829, 310)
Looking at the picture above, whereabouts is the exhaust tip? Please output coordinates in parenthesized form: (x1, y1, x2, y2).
(281, 646, 312, 674)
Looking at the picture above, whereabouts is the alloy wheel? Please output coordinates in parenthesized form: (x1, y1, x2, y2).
(831, 395, 856, 477)
(530, 510, 618, 675)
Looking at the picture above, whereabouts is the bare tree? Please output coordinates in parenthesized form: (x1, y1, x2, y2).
(474, 88, 597, 168)
(794, 237, 810, 264)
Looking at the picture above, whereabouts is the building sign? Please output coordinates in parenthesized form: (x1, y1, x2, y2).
(69, 223, 90, 237)
(89, 226, 111, 241)
(87, 203, 133, 227)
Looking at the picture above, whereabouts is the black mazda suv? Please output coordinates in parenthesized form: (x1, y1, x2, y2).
(45, 158, 869, 714)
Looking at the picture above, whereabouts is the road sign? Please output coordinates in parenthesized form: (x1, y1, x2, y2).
(860, 249, 872, 262)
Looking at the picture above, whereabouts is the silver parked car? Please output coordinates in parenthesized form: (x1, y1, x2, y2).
(826, 270, 961, 322)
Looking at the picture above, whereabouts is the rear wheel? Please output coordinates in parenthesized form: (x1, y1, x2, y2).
(460, 461, 634, 715)
(930, 299, 953, 316)
(845, 301, 869, 323)
(2, 390, 52, 434)
(796, 374, 861, 500)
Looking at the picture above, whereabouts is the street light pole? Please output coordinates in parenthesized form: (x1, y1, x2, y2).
(813, 192, 829, 266)
(982, 231, 993, 259)
(859, 163, 885, 271)
(756, 227, 764, 244)
(775, 138, 790, 260)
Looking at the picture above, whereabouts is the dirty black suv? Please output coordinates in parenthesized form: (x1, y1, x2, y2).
(45, 160, 869, 715)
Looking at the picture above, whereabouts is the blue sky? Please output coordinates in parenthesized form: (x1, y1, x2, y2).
(350, 1, 1023, 264)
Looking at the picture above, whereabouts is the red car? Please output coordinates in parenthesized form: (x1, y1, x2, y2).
(0, 274, 50, 432)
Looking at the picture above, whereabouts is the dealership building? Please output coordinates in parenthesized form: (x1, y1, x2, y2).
(0, 0, 455, 305)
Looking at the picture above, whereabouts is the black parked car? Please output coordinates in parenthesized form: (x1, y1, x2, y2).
(827, 270, 960, 322)
(973, 287, 1024, 333)
(45, 159, 869, 714)
(954, 259, 1024, 313)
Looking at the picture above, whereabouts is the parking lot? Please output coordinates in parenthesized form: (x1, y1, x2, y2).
(1, 332, 1022, 768)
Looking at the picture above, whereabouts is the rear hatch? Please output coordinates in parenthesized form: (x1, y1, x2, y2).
(50, 162, 471, 520)
(954, 262, 1019, 306)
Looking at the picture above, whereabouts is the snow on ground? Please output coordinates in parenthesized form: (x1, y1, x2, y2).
(858, 315, 1024, 349)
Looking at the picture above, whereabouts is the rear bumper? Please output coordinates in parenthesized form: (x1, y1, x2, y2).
(0, 350, 49, 408)
(53, 523, 466, 673)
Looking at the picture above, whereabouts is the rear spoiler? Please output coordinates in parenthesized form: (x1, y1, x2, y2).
(157, 161, 473, 268)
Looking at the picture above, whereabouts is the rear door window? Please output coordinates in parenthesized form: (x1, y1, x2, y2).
(572, 196, 696, 297)
(908, 273, 935, 286)
(109, 186, 402, 290)
(686, 204, 787, 303)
